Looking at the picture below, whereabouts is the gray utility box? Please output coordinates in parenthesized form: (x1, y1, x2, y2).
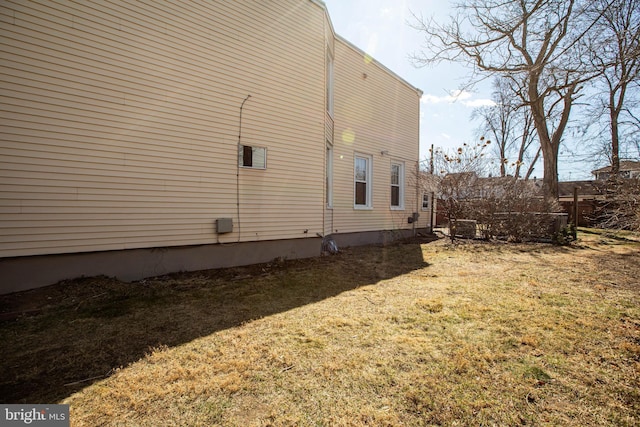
(216, 218, 233, 234)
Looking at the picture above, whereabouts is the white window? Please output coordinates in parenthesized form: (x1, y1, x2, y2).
(326, 51, 334, 116)
(354, 154, 373, 208)
(391, 162, 404, 209)
(326, 142, 333, 208)
(422, 193, 431, 211)
(239, 145, 266, 169)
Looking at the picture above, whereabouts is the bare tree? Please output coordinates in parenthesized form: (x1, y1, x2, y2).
(432, 138, 492, 176)
(432, 139, 491, 241)
(628, 104, 640, 155)
(473, 77, 540, 178)
(588, 0, 640, 175)
(473, 78, 516, 177)
(516, 111, 542, 180)
(411, 0, 602, 201)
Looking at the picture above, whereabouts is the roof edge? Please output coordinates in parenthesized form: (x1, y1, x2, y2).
(309, 0, 422, 98)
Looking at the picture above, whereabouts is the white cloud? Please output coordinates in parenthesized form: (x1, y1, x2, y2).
(462, 98, 496, 107)
(450, 89, 472, 100)
(440, 133, 451, 140)
(421, 94, 441, 104)
(421, 90, 494, 107)
(421, 90, 471, 104)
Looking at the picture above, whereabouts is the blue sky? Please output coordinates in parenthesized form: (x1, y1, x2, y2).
(322, 0, 597, 180)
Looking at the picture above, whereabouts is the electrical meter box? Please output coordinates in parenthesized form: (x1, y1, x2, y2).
(216, 218, 233, 234)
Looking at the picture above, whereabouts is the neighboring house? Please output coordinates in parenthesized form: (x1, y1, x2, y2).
(592, 160, 640, 180)
(0, 1, 424, 293)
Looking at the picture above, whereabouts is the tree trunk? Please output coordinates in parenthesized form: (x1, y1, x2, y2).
(611, 114, 620, 176)
(541, 141, 560, 202)
(610, 91, 621, 176)
(528, 76, 576, 202)
(528, 74, 559, 202)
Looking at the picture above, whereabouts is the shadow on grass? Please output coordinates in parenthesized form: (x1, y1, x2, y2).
(0, 240, 430, 403)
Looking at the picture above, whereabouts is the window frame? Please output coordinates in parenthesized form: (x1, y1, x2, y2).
(421, 193, 431, 211)
(390, 161, 405, 210)
(239, 144, 267, 169)
(354, 153, 373, 209)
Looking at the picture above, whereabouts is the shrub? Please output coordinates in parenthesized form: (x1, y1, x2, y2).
(440, 174, 565, 242)
(590, 177, 640, 231)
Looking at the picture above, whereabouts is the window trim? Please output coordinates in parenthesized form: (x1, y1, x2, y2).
(354, 153, 373, 209)
(390, 161, 405, 210)
(239, 144, 267, 169)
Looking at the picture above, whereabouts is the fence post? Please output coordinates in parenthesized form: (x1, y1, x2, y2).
(573, 187, 578, 239)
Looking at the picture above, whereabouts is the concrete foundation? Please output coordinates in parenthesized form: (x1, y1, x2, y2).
(0, 228, 432, 295)
(0, 238, 322, 294)
(331, 228, 429, 247)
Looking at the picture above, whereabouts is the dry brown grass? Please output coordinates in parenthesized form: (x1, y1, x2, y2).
(1, 231, 639, 426)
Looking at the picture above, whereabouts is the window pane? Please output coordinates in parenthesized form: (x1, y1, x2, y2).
(252, 147, 266, 168)
(391, 186, 400, 206)
(422, 194, 430, 209)
(242, 145, 253, 167)
(355, 157, 367, 181)
(391, 164, 399, 185)
(355, 182, 367, 205)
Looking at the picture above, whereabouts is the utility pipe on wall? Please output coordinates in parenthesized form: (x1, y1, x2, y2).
(236, 94, 252, 243)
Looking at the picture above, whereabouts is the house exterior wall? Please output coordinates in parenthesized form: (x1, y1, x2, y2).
(0, 0, 326, 259)
(0, 1, 421, 293)
(330, 38, 422, 237)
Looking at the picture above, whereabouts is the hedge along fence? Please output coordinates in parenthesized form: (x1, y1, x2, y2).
(439, 175, 570, 242)
(479, 212, 568, 242)
(449, 212, 568, 242)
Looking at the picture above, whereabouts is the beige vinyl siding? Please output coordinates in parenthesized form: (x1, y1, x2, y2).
(0, 0, 325, 257)
(331, 38, 421, 234)
(322, 11, 336, 236)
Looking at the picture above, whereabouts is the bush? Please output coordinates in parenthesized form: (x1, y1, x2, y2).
(590, 177, 640, 231)
(440, 174, 566, 242)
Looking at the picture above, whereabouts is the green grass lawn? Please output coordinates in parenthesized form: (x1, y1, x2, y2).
(1, 231, 639, 426)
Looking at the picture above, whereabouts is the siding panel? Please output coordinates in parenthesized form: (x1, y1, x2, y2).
(331, 38, 421, 234)
(1, 0, 419, 260)
(1, 0, 325, 257)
